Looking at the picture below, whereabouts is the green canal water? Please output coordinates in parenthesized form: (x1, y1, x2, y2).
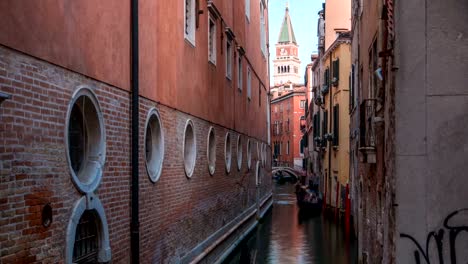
(224, 183, 358, 264)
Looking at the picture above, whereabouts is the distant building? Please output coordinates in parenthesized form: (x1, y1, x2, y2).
(0, 1, 272, 262)
(270, 4, 306, 169)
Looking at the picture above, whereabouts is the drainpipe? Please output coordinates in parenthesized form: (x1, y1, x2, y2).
(130, 0, 140, 262)
(328, 53, 332, 213)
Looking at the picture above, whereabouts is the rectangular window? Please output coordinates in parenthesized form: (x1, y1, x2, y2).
(260, 1, 266, 56)
(245, 0, 250, 21)
(237, 56, 242, 90)
(184, 0, 195, 45)
(208, 16, 216, 64)
(286, 141, 289, 155)
(323, 110, 328, 147)
(300, 100, 306, 108)
(226, 38, 232, 79)
(333, 104, 339, 146)
(247, 67, 252, 99)
(332, 58, 340, 85)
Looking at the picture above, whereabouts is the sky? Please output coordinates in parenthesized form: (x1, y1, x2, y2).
(268, 0, 324, 84)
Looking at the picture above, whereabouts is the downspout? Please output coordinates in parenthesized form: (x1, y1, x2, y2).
(328, 53, 332, 211)
(130, 0, 140, 262)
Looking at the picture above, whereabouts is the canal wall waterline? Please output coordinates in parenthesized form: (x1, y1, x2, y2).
(181, 192, 273, 264)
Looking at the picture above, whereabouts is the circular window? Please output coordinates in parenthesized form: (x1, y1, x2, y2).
(183, 120, 196, 178)
(207, 127, 216, 175)
(247, 139, 252, 170)
(224, 132, 232, 174)
(255, 161, 261, 186)
(66, 87, 106, 194)
(145, 108, 164, 182)
(236, 135, 242, 171)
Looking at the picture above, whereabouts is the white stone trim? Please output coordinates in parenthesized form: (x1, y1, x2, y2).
(65, 195, 111, 264)
(144, 107, 165, 183)
(65, 86, 106, 194)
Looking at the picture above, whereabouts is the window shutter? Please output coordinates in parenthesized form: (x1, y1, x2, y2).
(333, 105, 339, 146)
(333, 59, 340, 81)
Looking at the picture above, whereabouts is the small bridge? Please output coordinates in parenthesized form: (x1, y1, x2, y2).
(272, 166, 305, 180)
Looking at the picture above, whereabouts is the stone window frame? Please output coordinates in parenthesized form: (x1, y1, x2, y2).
(66, 194, 111, 263)
(236, 135, 243, 171)
(224, 132, 232, 174)
(144, 107, 165, 183)
(207, 126, 216, 175)
(184, 0, 196, 46)
(183, 119, 197, 178)
(65, 86, 106, 194)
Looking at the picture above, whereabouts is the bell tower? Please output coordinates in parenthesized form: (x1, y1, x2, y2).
(273, 3, 301, 86)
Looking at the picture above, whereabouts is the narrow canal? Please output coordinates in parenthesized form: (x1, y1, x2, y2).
(224, 182, 358, 264)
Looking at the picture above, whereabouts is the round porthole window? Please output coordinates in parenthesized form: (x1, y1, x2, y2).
(183, 120, 196, 178)
(236, 135, 242, 171)
(145, 108, 164, 183)
(247, 139, 252, 170)
(255, 161, 261, 186)
(224, 132, 232, 174)
(66, 87, 106, 194)
(207, 127, 216, 175)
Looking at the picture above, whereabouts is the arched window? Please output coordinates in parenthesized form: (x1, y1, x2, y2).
(277, 66, 280, 73)
(73, 210, 99, 263)
(287, 65, 290, 72)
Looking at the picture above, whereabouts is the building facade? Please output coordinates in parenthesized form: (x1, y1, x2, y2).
(350, 0, 468, 263)
(270, 5, 306, 169)
(0, 0, 272, 263)
(304, 1, 351, 216)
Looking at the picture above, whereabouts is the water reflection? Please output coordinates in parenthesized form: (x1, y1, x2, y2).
(224, 183, 357, 264)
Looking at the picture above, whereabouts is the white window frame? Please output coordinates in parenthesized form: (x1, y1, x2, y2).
(247, 66, 252, 99)
(184, 0, 196, 46)
(237, 55, 242, 91)
(245, 0, 250, 22)
(226, 37, 233, 79)
(208, 15, 216, 64)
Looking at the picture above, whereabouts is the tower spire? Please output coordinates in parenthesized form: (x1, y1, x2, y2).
(277, 3, 297, 44)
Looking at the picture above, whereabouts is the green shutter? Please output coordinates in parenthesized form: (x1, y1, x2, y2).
(333, 105, 339, 146)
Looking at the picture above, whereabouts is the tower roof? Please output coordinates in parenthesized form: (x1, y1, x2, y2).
(277, 4, 297, 44)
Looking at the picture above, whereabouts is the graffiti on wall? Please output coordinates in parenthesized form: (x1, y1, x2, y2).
(400, 208, 468, 264)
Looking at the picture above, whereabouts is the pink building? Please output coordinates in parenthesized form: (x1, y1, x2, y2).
(0, 0, 272, 262)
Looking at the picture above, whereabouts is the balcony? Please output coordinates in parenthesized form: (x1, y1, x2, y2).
(358, 99, 376, 163)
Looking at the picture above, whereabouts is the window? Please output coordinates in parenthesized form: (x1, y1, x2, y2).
(332, 58, 340, 86)
(66, 87, 106, 194)
(207, 127, 216, 175)
(224, 133, 232, 174)
(237, 56, 242, 91)
(73, 210, 99, 263)
(145, 108, 164, 183)
(286, 141, 289, 155)
(184, 0, 196, 45)
(226, 38, 232, 79)
(183, 119, 196, 178)
(247, 139, 252, 170)
(300, 100, 306, 108)
(260, 1, 266, 56)
(247, 67, 252, 99)
(208, 15, 216, 64)
(237, 135, 242, 171)
(245, 0, 250, 21)
(333, 105, 339, 146)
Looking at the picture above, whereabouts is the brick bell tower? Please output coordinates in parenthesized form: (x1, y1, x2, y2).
(273, 3, 301, 86)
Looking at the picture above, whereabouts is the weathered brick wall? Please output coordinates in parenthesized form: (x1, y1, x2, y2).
(0, 45, 272, 263)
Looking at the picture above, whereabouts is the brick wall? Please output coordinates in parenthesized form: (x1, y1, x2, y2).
(0, 46, 272, 263)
